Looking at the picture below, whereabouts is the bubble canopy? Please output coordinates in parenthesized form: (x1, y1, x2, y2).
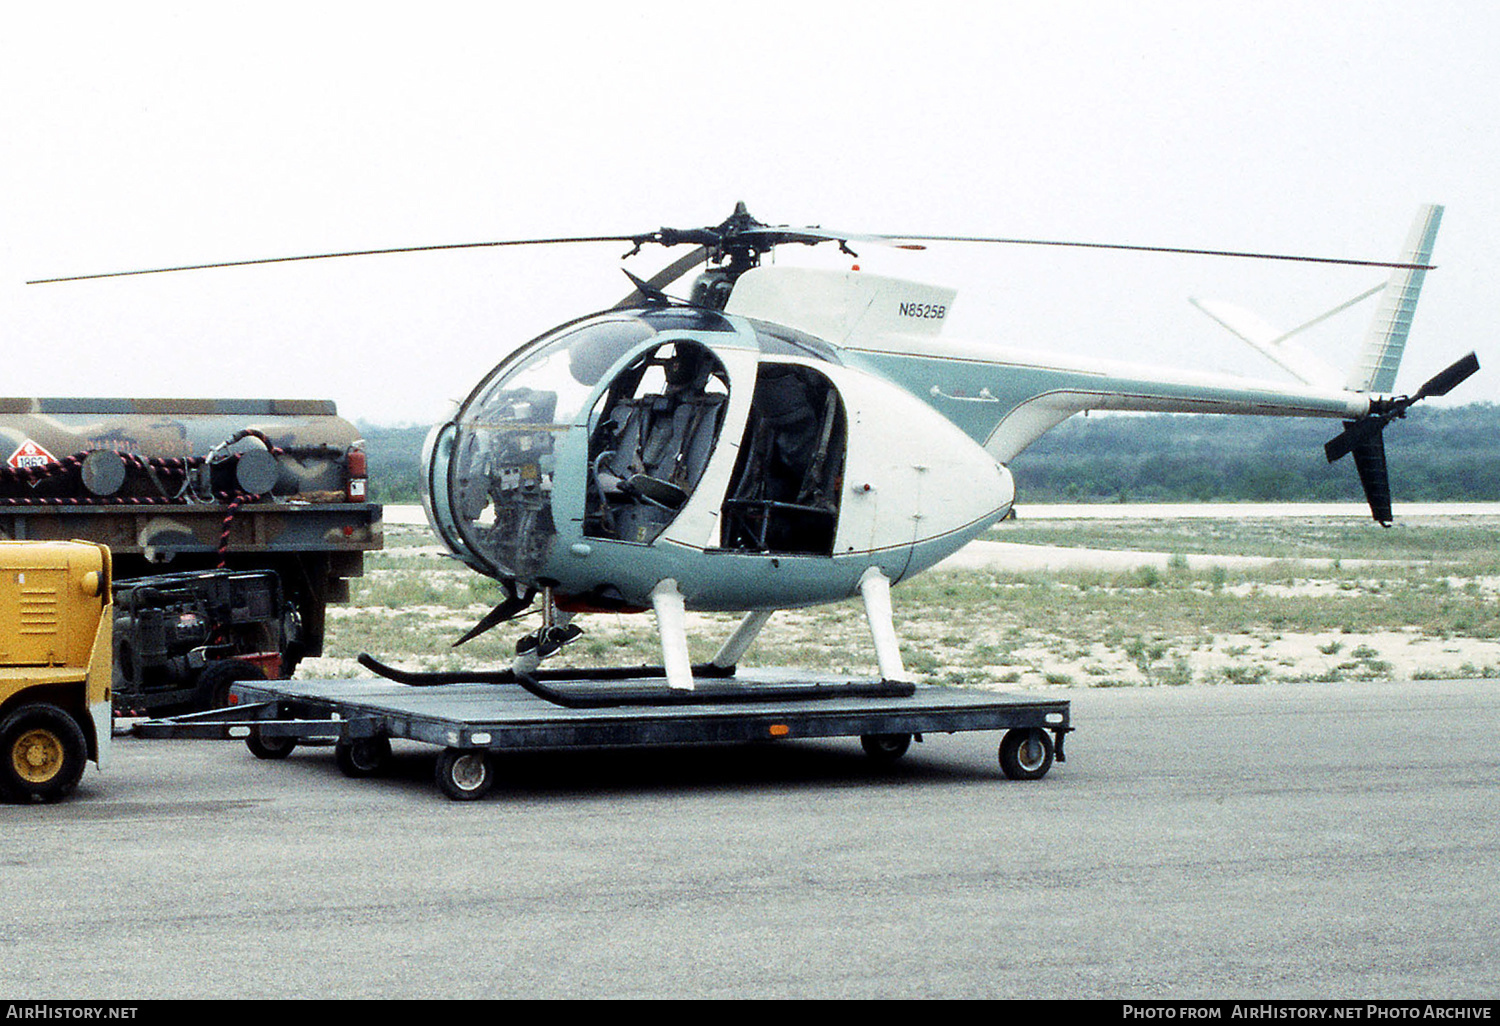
(424, 307, 776, 583)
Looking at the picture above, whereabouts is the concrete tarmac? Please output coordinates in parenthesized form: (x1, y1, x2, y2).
(3, 678, 1496, 1000)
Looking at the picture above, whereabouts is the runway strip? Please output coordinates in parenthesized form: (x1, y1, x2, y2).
(932, 539, 1371, 572)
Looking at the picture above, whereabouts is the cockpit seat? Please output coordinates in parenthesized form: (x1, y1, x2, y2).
(594, 392, 727, 512)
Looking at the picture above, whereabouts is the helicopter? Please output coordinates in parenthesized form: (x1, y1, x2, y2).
(32, 203, 1479, 697)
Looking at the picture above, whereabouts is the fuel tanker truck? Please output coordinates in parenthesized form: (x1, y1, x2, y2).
(0, 398, 382, 715)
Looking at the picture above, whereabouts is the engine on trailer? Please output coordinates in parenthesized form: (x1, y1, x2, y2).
(112, 568, 300, 715)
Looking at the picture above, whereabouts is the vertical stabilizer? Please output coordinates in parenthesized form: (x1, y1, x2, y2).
(1346, 204, 1443, 393)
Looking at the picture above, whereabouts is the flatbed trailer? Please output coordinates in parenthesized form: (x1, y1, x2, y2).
(133, 670, 1072, 800)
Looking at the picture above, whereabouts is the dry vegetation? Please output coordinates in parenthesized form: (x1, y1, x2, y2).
(300, 514, 1500, 690)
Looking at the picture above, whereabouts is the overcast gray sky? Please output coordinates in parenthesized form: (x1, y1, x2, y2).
(4, 1, 1496, 425)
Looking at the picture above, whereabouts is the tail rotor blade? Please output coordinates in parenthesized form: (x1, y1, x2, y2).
(1349, 426, 1394, 526)
(1326, 352, 1477, 525)
(1412, 351, 1480, 402)
(1325, 418, 1384, 464)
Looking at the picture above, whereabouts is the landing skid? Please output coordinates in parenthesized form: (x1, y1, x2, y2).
(451, 571, 917, 698)
(356, 653, 915, 709)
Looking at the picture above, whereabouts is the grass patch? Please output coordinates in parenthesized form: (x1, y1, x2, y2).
(315, 518, 1500, 688)
(990, 516, 1500, 569)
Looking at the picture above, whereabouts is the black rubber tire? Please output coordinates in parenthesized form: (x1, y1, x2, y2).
(0, 704, 89, 804)
(246, 730, 297, 760)
(435, 748, 495, 801)
(335, 736, 392, 778)
(999, 728, 1054, 781)
(860, 733, 912, 763)
(195, 659, 268, 710)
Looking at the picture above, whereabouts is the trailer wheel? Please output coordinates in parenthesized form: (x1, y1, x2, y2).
(435, 748, 494, 801)
(0, 704, 89, 803)
(246, 730, 297, 760)
(860, 733, 912, 763)
(999, 728, 1054, 780)
(336, 736, 392, 778)
(196, 660, 267, 710)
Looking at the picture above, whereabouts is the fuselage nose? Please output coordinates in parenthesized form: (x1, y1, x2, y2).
(424, 309, 1014, 611)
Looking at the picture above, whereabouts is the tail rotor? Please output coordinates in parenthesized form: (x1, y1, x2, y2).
(1324, 351, 1480, 524)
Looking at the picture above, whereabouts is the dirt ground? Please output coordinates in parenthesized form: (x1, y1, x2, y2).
(301, 514, 1500, 690)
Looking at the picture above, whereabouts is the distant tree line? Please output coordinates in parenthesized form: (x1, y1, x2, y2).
(1006, 403, 1500, 504)
(355, 403, 1500, 507)
(355, 423, 429, 504)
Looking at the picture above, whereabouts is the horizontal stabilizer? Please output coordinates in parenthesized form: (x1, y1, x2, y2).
(1189, 297, 1344, 386)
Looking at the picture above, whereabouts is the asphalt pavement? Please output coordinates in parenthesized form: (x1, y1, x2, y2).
(4, 678, 1496, 1000)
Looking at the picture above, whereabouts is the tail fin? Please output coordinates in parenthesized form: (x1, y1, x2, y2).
(1317, 205, 1476, 526)
(1345, 204, 1443, 393)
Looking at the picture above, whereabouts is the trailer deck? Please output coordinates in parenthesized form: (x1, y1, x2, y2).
(133, 670, 1072, 799)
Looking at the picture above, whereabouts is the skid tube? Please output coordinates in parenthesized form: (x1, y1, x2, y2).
(356, 653, 918, 708)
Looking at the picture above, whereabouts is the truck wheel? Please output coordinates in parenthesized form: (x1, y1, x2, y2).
(196, 660, 268, 710)
(0, 704, 89, 803)
(336, 736, 392, 778)
(435, 748, 494, 801)
(246, 730, 297, 760)
(999, 728, 1054, 780)
(860, 733, 912, 763)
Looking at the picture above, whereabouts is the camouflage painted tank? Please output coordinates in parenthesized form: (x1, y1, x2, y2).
(0, 398, 383, 703)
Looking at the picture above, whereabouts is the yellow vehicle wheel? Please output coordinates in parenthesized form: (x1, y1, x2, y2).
(0, 704, 89, 803)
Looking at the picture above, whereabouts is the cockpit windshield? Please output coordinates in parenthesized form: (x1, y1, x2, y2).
(439, 316, 655, 579)
(426, 306, 846, 584)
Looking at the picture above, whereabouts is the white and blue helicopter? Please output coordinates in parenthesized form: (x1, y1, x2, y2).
(35, 204, 1478, 699)
(409, 202, 1477, 694)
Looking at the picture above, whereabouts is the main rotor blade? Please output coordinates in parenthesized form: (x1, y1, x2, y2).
(27, 234, 648, 284)
(738, 226, 927, 251)
(1412, 351, 1480, 401)
(612, 245, 710, 308)
(31, 202, 1441, 285)
(876, 233, 1434, 271)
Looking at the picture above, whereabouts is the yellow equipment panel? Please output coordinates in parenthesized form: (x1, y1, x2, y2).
(0, 541, 108, 667)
